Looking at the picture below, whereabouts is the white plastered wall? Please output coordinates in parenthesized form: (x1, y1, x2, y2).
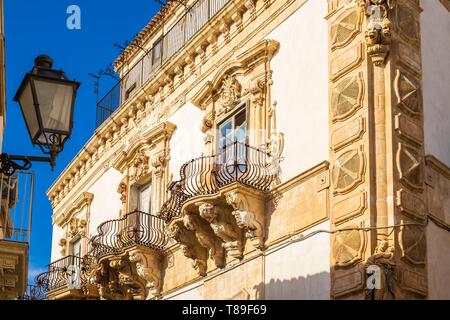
(167, 102, 205, 180)
(87, 167, 124, 237)
(50, 224, 66, 262)
(264, 221, 331, 300)
(267, 0, 329, 182)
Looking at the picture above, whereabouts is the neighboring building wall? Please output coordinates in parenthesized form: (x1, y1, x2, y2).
(425, 155, 450, 299)
(421, 0, 450, 167)
(426, 220, 450, 300)
(268, 0, 329, 182)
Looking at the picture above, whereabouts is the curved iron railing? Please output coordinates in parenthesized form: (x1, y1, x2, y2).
(29, 255, 93, 300)
(89, 210, 168, 258)
(29, 273, 49, 300)
(160, 141, 278, 222)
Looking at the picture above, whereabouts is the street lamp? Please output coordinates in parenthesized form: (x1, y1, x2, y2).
(0, 55, 80, 176)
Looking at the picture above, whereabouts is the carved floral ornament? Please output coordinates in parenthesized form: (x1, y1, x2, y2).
(56, 192, 94, 255)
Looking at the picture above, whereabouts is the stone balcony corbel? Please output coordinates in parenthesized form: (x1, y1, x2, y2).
(128, 246, 163, 300)
(166, 219, 208, 276)
(197, 202, 244, 259)
(224, 185, 265, 250)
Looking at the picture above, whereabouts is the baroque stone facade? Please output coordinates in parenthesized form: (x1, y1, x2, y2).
(38, 0, 450, 300)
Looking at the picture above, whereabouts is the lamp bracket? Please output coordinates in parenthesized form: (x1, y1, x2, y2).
(0, 153, 55, 176)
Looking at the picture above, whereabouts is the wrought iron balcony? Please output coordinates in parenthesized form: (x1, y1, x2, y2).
(29, 255, 93, 300)
(95, 0, 231, 128)
(160, 141, 277, 222)
(89, 210, 168, 258)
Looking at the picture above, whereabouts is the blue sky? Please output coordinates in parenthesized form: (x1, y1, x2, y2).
(3, 0, 160, 284)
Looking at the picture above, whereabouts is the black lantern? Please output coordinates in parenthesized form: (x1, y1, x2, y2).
(0, 55, 80, 176)
(14, 55, 80, 156)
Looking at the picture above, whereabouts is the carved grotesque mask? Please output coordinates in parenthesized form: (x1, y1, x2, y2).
(198, 203, 217, 223)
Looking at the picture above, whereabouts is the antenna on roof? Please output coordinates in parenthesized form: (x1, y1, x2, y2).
(154, 0, 191, 11)
(88, 64, 120, 104)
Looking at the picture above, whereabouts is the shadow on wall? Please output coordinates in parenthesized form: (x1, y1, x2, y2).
(254, 271, 331, 300)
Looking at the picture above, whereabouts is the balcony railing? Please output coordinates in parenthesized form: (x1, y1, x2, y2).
(96, 0, 231, 128)
(89, 210, 168, 258)
(29, 255, 93, 300)
(159, 141, 277, 222)
(0, 171, 34, 242)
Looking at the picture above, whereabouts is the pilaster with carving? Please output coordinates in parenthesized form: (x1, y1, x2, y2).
(327, 0, 428, 299)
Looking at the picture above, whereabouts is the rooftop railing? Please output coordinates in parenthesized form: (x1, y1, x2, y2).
(95, 0, 231, 128)
(159, 140, 277, 222)
(89, 210, 168, 258)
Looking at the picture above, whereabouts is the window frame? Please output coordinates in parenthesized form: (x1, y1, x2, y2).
(216, 101, 249, 151)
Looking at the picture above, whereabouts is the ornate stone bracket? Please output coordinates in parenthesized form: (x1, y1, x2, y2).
(225, 190, 265, 250)
(166, 219, 208, 276)
(129, 248, 163, 300)
(197, 202, 244, 260)
(183, 214, 226, 269)
(88, 254, 146, 300)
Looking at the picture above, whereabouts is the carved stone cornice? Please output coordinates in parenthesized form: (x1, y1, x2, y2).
(112, 121, 176, 174)
(54, 192, 94, 227)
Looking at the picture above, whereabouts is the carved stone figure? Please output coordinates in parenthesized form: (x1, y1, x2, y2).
(360, 0, 395, 65)
(129, 251, 161, 300)
(166, 220, 208, 276)
(225, 192, 264, 249)
(198, 202, 243, 259)
(183, 214, 226, 268)
(365, 240, 398, 300)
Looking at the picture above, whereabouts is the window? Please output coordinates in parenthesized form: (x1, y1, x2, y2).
(152, 37, 163, 66)
(217, 106, 248, 149)
(137, 183, 152, 214)
(71, 238, 82, 258)
(217, 105, 248, 172)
